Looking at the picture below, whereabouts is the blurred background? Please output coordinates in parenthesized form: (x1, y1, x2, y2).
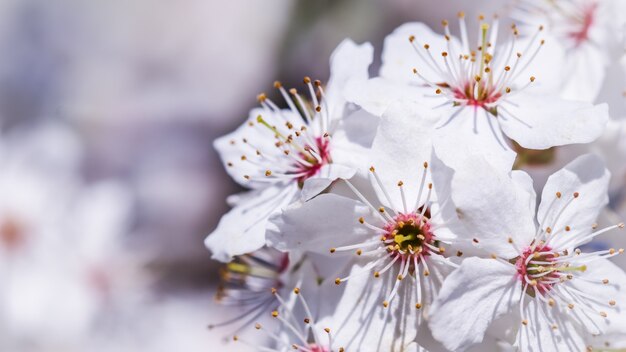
(4, 0, 623, 351)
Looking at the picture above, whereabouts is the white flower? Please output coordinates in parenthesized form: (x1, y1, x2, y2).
(267, 101, 463, 351)
(205, 39, 376, 262)
(346, 15, 609, 171)
(514, 118, 626, 271)
(513, 0, 626, 102)
(428, 153, 626, 351)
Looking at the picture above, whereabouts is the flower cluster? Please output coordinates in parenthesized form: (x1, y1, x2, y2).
(207, 4, 626, 352)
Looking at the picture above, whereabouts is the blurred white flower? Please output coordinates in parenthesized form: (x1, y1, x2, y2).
(514, 0, 626, 102)
(429, 154, 626, 351)
(0, 123, 144, 351)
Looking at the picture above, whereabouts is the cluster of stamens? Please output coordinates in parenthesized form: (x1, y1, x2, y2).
(229, 77, 333, 188)
(408, 13, 544, 115)
(515, 242, 583, 297)
(382, 212, 440, 264)
(500, 190, 625, 333)
(329, 163, 457, 309)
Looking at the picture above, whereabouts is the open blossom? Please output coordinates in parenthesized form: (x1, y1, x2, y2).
(428, 153, 626, 351)
(346, 14, 608, 171)
(513, 0, 626, 102)
(205, 39, 376, 262)
(513, 118, 626, 272)
(267, 101, 464, 351)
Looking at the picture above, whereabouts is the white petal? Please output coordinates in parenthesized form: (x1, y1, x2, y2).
(205, 184, 298, 262)
(507, 33, 566, 96)
(537, 153, 610, 250)
(368, 99, 441, 209)
(428, 150, 467, 242)
(565, 258, 626, 336)
(325, 39, 374, 117)
(317, 263, 419, 352)
(331, 108, 381, 172)
(559, 43, 607, 102)
(429, 257, 521, 352)
(589, 118, 626, 193)
(516, 299, 586, 352)
(433, 106, 517, 173)
(214, 107, 293, 189)
(300, 163, 357, 201)
(344, 77, 425, 117)
(443, 151, 536, 258)
(498, 92, 609, 150)
(266, 193, 375, 254)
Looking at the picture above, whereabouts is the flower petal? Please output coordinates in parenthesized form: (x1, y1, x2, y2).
(442, 151, 536, 258)
(266, 193, 375, 255)
(344, 77, 425, 117)
(205, 184, 298, 262)
(300, 163, 357, 201)
(537, 153, 610, 250)
(325, 39, 374, 117)
(565, 258, 626, 336)
(368, 99, 441, 209)
(317, 262, 419, 352)
(331, 108, 381, 171)
(433, 106, 517, 173)
(214, 107, 294, 189)
(516, 299, 586, 352)
(498, 92, 609, 150)
(429, 257, 521, 352)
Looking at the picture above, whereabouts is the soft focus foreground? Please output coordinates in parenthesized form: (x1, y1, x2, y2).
(1, 0, 625, 351)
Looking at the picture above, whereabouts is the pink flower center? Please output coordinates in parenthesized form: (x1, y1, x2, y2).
(383, 212, 436, 261)
(295, 137, 331, 186)
(567, 2, 597, 47)
(452, 81, 502, 110)
(306, 344, 330, 352)
(516, 244, 559, 295)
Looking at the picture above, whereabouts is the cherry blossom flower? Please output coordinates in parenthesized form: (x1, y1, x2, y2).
(429, 153, 626, 351)
(205, 39, 376, 262)
(513, 0, 626, 102)
(346, 14, 609, 171)
(267, 101, 464, 351)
